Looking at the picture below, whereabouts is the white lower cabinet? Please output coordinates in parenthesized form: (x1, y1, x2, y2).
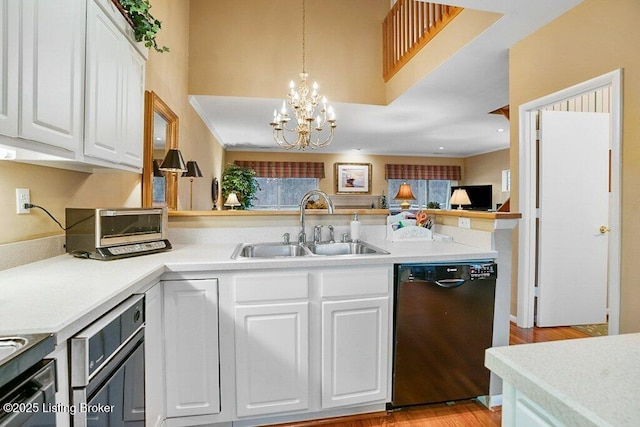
(234, 271, 310, 417)
(145, 283, 165, 427)
(502, 381, 562, 427)
(321, 297, 389, 408)
(232, 266, 392, 421)
(235, 301, 310, 417)
(163, 278, 221, 419)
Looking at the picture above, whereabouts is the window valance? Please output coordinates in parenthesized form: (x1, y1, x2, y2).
(385, 164, 461, 180)
(234, 161, 325, 179)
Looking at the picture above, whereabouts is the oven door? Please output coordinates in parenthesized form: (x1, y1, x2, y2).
(0, 360, 56, 427)
(72, 330, 144, 427)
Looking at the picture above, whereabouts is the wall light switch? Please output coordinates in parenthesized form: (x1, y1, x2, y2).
(16, 188, 30, 214)
(458, 217, 471, 229)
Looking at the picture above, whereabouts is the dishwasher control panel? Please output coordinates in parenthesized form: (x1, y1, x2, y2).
(469, 263, 496, 280)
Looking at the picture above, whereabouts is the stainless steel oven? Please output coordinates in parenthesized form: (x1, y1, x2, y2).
(70, 295, 145, 427)
(0, 359, 56, 427)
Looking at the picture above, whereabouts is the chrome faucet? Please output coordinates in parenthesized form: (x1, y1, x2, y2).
(299, 190, 334, 243)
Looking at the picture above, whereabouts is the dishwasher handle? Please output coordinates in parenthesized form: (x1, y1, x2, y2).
(434, 278, 466, 288)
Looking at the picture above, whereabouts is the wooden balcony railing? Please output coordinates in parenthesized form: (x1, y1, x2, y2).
(383, 0, 463, 81)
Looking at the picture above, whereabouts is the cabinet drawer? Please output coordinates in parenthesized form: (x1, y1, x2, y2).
(234, 272, 309, 302)
(320, 267, 391, 298)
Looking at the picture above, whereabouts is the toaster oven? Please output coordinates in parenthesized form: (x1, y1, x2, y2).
(65, 207, 172, 260)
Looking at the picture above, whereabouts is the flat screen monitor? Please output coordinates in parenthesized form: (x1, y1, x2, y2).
(451, 185, 493, 211)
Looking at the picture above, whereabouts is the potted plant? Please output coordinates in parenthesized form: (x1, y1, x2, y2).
(221, 163, 259, 210)
(115, 0, 169, 52)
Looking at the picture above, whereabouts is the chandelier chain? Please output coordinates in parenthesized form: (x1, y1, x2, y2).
(302, 0, 306, 73)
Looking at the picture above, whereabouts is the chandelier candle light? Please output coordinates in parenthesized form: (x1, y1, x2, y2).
(270, 0, 336, 150)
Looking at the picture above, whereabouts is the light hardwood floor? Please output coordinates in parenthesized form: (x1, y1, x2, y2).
(277, 323, 591, 427)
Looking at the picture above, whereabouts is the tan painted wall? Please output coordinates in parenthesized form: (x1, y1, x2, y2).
(463, 149, 510, 210)
(146, 0, 225, 211)
(0, 0, 224, 244)
(223, 151, 465, 198)
(188, 0, 388, 105)
(385, 9, 502, 103)
(510, 0, 640, 332)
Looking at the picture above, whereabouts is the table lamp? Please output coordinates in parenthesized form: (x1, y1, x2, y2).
(224, 192, 241, 210)
(450, 188, 471, 210)
(182, 160, 203, 210)
(394, 182, 416, 210)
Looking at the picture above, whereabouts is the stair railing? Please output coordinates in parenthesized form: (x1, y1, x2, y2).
(383, 0, 463, 81)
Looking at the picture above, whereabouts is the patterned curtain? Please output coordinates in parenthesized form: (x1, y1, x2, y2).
(384, 164, 461, 180)
(234, 161, 325, 178)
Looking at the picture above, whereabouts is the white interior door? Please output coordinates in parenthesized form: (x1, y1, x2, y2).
(537, 110, 609, 327)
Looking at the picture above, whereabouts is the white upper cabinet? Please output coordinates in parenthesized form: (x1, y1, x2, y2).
(85, 0, 145, 168)
(20, 0, 85, 152)
(0, 0, 146, 171)
(0, 1, 18, 137)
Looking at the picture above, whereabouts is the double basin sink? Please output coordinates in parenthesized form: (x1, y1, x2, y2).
(232, 241, 389, 259)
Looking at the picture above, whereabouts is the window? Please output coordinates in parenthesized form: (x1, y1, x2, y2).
(388, 179, 452, 210)
(252, 178, 319, 210)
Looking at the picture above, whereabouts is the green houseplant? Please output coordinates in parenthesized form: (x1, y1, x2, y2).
(221, 163, 259, 210)
(116, 0, 169, 52)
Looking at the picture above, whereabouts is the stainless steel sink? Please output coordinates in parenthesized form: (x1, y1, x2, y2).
(232, 242, 312, 259)
(304, 241, 390, 256)
(0, 337, 28, 364)
(232, 240, 389, 259)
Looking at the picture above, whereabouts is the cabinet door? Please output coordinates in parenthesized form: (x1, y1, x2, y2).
(164, 279, 220, 418)
(120, 42, 144, 167)
(20, 0, 84, 152)
(0, 0, 18, 137)
(235, 302, 310, 417)
(145, 283, 165, 427)
(84, 0, 121, 163)
(321, 297, 389, 408)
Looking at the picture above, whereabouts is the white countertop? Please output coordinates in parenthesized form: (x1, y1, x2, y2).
(0, 239, 495, 342)
(486, 333, 640, 426)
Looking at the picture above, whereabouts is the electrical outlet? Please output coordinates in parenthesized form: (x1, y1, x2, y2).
(16, 188, 30, 214)
(458, 217, 471, 229)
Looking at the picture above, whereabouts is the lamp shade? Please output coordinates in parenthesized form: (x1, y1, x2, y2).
(152, 159, 163, 177)
(182, 160, 203, 178)
(394, 183, 416, 200)
(224, 192, 241, 210)
(451, 188, 472, 209)
(159, 149, 187, 172)
(394, 182, 416, 210)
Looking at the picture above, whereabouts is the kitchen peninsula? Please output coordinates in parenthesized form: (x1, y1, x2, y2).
(0, 209, 518, 426)
(486, 334, 640, 426)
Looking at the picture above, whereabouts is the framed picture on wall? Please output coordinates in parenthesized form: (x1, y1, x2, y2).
(335, 163, 372, 194)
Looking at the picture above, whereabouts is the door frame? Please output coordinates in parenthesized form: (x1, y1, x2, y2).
(517, 69, 622, 333)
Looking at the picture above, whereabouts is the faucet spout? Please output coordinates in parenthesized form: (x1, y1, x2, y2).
(299, 190, 334, 243)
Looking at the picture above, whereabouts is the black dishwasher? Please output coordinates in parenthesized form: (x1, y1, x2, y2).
(391, 261, 497, 408)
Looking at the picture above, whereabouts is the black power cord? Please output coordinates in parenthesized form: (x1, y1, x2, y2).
(24, 203, 91, 231)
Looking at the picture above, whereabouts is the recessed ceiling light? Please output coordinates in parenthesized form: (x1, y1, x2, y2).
(497, 128, 505, 133)
(438, 147, 444, 150)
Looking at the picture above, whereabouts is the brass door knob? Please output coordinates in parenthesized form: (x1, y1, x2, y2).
(600, 226, 611, 234)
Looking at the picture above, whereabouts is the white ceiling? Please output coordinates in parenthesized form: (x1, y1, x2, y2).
(190, 0, 582, 158)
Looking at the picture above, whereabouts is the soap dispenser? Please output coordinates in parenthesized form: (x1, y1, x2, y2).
(350, 212, 361, 242)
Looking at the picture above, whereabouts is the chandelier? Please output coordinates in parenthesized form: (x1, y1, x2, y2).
(270, 0, 336, 150)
